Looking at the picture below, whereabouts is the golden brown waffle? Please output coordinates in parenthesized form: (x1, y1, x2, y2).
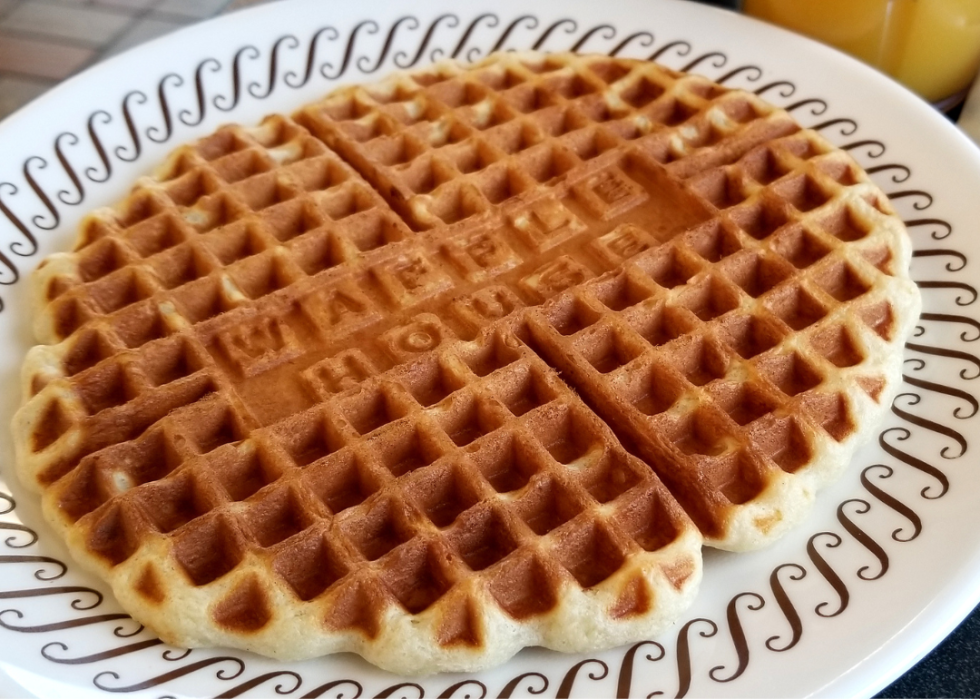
(13, 52, 919, 673)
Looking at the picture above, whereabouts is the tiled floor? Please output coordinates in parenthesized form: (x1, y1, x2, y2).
(0, 0, 272, 120)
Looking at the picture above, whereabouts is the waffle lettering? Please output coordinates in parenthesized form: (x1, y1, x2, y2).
(385, 253, 453, 301)
(573, 167, 647, 220)
(455, 231, 522, 279)
(301, 281, 377, 334)
(379, 314, 454, 362)
(216, 317, 303, 377)
(302, 349, 376, 397)
(521, 256, 592, 300)
(594, 171, 633, 203)
(511, 198, 585, 251)
(593, 223, 657, 263)
(450, 286, 523, 328)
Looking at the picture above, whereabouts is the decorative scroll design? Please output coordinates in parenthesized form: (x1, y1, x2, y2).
(214, 46, 261, 112)
(53, 132, 85, 206)
(0, 182, 38, 259)
(866, 163, 912, 183)
(841, 139, 886, 158)
(906, 341, 980, 380)
(708, 593, 765, 683)
(785, 97, 827, 116)
(810, 117, 858, 137)
(357, 17, 418, 73)
(115, 91, 147, 162)
(716, 65, 763, 86)
(41, 639, 164, 664)
(913, 249, 967, 273)
(555, 658, 608, 699)
(609, 31, 655, 57)
(84, 110, 114, 183)
(146, 73, 183, 144)
(765, 564, 806, 652)
(282, 27, 339, 88)
(395, 14, 459, 68)
(249, 35, 300, 98)
(0, 9, 975, 699)
(861, 465, 922, 542)
(615, 641, 665, 698)
(667, 618, 718, 698)
(906, 218, 953, 240)
(902, 373, 978, 418)
(179, 58, 221, 126)
(807, 532, 849, 618)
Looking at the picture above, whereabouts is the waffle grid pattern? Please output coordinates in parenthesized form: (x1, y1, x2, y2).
(13, 52, 920, 674)
(47, 330, 700, 669)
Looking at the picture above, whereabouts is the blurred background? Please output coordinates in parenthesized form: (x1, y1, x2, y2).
(0, 0, 267, 120)
(0, 0, 977, 695)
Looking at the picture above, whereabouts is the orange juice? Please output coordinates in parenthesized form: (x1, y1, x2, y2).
(743, 0, 980, 107)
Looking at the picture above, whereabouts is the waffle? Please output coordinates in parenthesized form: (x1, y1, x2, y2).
(12, 52, 920, 674)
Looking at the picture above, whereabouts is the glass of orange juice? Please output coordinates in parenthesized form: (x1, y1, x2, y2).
(741, 0, 980, 110)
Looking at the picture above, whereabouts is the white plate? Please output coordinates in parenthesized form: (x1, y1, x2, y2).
(0, 0, 978, 696)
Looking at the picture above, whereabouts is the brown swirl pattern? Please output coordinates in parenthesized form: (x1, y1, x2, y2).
(765, 564, 806, 652)
(0, 8, 975, 697)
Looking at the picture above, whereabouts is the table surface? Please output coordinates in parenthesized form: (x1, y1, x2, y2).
(0, 0, 977, 696)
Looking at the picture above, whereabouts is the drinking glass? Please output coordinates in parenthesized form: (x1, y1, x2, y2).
(741, 0, 980, 110)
